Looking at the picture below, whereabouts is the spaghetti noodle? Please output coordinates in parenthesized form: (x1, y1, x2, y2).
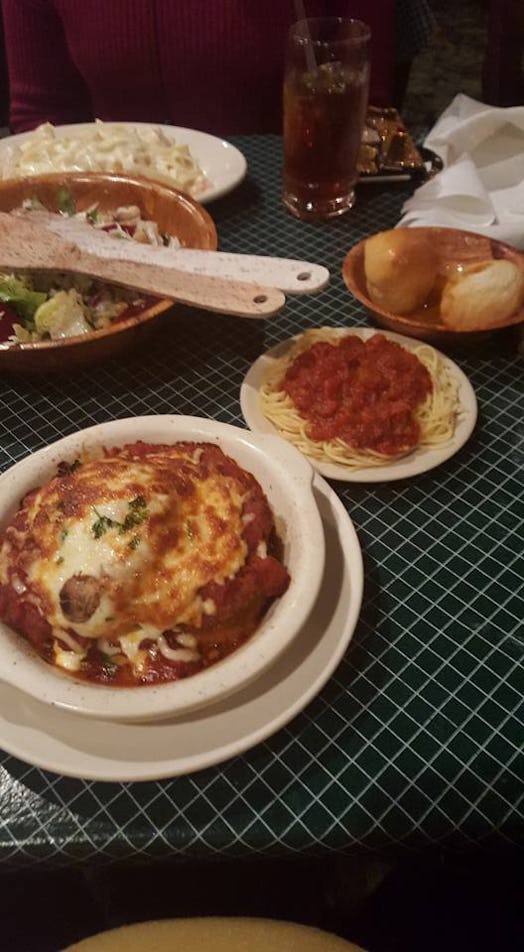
(260, 329, 459, 470)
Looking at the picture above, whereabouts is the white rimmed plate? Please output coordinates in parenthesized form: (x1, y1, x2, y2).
(0, 474, 363, 780)
(240, 327, 478, 483)
(0, 123, 247, 203)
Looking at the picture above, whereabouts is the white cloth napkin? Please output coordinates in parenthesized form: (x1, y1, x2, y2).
(398, 94, 524, 249)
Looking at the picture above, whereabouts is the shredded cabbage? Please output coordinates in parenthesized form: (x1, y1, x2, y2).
(34, 290, 92, 339)
(0, 275, 46, 325)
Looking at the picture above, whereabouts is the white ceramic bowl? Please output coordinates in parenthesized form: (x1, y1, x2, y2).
(0, 416, 325, 722)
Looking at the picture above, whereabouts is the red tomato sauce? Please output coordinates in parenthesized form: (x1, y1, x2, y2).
(282, 334, 433, 457)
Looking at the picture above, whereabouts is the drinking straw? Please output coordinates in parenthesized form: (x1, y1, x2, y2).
(293, 0, 317, 72)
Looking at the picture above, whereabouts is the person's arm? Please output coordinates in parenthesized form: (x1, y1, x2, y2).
(2, 0, 92, 132)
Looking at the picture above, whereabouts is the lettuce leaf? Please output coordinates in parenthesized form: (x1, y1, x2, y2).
(0, 277, 47, 326)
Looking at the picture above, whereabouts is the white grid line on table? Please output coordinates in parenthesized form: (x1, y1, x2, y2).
(358, 464, 524, 564)
(343, 662, 523, 808)
(46, 779, 180, 854)
(260, 686, 484, 819)
(256, 700, 481, 848)
(343, 640, 522, 766)
(354, 572, 522, 673)
(360, 535, 522, 646)
(0, 768, 89, 843)
(381, 560, 522, 625)
(378, 573, 523, 670)
(330, 657, 522, 809)
(353, 602, 522, 722)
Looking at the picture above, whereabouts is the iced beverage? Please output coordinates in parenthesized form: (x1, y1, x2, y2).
(283, 18, 371, 221)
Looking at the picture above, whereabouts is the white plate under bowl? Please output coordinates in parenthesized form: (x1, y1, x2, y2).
(241, 327, 478, 483)
(0, 123, 247, 203)
(0, 474, 363, 781)
(0, 415, 325, 722)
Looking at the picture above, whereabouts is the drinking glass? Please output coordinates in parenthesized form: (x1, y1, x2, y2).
(283, 17, 371, 221)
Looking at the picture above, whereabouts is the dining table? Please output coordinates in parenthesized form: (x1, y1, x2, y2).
(0, 133, 522, 868)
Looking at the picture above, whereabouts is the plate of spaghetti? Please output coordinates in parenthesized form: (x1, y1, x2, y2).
(240, 327, 477, 483)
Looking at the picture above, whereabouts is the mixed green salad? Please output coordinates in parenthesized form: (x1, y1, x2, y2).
(0, 190, 179, 345)
(0, 273, 139, 344)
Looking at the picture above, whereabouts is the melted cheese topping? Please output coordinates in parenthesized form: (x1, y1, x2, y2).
(1, 446, 252, 674)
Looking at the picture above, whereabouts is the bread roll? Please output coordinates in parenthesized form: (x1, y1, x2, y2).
(363, 229, 439, 315)
(440, 259, 524, 330)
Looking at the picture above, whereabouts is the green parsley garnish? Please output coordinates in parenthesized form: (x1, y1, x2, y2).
(91, 496, 149, 539)
(121, 495, 148, 532)
(92, 510, 118, 539)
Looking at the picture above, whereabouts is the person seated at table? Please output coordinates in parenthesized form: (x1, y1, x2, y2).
(1, 0, 428, 136)
(392, 0, 436, 109)
(481, 0, 524, 106)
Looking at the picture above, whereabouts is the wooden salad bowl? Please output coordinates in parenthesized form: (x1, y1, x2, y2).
(0, 171, 217, 373)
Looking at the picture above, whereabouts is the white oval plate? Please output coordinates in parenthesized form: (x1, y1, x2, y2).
(241, 327, 478, 483)
(0, 123, 247, 203)
(0, 474, 363, 781)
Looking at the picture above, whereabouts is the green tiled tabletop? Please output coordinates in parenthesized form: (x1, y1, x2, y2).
(0, 135, 522, 866)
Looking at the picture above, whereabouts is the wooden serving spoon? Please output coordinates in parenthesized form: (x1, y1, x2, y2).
(0, 211, 295, 318)
(16, 209, 331, 295)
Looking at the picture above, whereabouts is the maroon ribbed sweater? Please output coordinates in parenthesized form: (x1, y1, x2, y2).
(2, 0, 394, 135)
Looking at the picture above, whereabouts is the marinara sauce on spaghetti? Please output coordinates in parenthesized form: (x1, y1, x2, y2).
(281, 334, 432, 457)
